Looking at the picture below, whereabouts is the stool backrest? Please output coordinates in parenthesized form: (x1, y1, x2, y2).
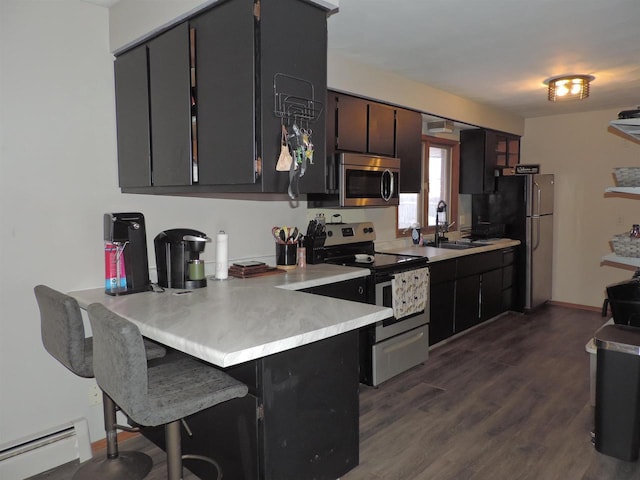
(87, 303, 148, 416)
(34, 285, 93, 378)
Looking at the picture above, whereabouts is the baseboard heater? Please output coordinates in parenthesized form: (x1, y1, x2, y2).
(0, 418, 92, 480)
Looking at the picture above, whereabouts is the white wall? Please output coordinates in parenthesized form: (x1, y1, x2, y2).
(0, 0, 306, 448)
(521, 108, 640, 308)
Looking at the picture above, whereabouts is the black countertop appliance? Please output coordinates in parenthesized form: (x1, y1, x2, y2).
(103, 212, 151, 296)
(154, 228, 211, 289)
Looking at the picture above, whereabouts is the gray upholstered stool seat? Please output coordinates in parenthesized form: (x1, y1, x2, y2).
(88, 302, 248, 480)
(34, 284, 166, 480)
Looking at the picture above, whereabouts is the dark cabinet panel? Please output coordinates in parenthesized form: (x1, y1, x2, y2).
(114, 0, 328, 195)
(148, 23, 192, 187)
(481, 268, 503, 321)
(429, 260, 456, 345)
(455, 274, 481, 333)
(336, 94, 368, 153)
(193, 0, 256, 186)
(114, 46, 151, 188)
(460, 129, 520, 194)
(300, 276, 369, 303)
(367, 102, 395, 156)
(430, 280, 455, 345)
(396, 108, 423, 192)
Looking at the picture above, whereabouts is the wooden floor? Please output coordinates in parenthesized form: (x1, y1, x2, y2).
(30, 305, 640, 480)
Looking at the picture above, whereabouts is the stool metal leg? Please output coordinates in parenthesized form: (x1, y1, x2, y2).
(166, 420, 183, 480)
(72, 394, 152, 480)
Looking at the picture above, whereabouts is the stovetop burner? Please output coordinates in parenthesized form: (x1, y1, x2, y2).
(306, 220, 428, 272)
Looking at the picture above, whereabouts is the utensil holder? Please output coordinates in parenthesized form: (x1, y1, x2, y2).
(276, 243, 297, 269)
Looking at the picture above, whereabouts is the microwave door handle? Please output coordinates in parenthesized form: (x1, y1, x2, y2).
(381, 169, 394, 202)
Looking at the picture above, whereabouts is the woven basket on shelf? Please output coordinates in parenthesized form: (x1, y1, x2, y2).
(613, 167, 640, 187)
(612, 234, 640, 258)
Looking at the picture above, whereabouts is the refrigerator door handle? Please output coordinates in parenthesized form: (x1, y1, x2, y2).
(533, 216, 541, 251)
(534, 180, 541, 217)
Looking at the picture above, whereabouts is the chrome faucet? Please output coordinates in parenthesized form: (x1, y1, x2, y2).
(435, 200, 448, 247)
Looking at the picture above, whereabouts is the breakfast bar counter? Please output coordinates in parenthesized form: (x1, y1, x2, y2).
(69, 263, 391, 368)
(69, 264, 391, 480)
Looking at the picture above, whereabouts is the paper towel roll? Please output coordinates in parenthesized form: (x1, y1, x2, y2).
(215, 231, 228, 280)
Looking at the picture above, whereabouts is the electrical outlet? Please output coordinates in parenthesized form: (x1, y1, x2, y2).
(88, 384, 102, 406)
(617, 215, 625, 226)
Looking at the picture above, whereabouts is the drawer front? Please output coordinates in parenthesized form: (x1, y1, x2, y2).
(372, 325, 428, 386)
(457, 250, 502, 277)
(429, 259, 456, 284)
(502, 248, 515, 266)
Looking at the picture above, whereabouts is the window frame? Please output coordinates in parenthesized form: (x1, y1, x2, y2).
(396, 134, 460, 238)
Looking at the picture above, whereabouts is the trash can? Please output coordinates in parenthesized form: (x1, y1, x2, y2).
(606, 278, 640, 327)
(594, 324, 640, 461)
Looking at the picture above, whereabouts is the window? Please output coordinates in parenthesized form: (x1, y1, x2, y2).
(397, 135, 459, 237)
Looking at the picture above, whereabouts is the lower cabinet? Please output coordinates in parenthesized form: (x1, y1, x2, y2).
(141, 331, 359, 480)
(429, 248, 517, 345)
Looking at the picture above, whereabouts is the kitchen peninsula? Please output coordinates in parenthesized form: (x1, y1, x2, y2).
(69, 264, 392, 480)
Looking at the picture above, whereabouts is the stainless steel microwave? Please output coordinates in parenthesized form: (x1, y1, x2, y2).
(339, 153, 400, 207)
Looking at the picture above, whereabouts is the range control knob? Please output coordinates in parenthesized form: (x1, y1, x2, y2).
(327, 231, 333, 237)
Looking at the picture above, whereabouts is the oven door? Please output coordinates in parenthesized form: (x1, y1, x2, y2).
(374, 277, 428, 342)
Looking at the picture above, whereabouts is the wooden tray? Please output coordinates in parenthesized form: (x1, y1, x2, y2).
(228, 266, 285, 279)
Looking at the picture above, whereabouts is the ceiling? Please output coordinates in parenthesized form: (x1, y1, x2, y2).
(327, 0, 640, 119)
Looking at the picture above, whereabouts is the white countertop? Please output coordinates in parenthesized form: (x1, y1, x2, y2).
(380, 238, 521, 261)
(69, 264, 392, 368)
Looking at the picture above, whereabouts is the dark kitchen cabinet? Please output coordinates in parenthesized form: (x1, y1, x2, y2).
(480, 268, 503, 321)
(141, 331, 359, 480)
(300, 276, 370, 303)
(429, 247, 516, 344)
(328, 90, 423, 193)
(367, 102, 395, 156)
(459, 129, 520, 194)
(333, 93, 394, 157)
(429, 260, 456, 345)
(334, 93, 368, 153)
(114, 0, 328, 195)
(395, 107, 423, 192)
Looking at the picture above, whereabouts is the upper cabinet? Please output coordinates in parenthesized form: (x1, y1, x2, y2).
(326, 91, 423, 193)
(459, 129, 520, 194)
(114, 0, 328, 195)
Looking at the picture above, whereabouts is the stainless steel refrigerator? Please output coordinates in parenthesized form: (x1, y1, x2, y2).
(475, 173, 554, 311)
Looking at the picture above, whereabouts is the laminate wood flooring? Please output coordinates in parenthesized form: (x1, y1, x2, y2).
(29, 305, 640, 480)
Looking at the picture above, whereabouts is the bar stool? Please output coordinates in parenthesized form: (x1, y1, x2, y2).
(34, 285, 166, 480)
(87, 302, 249, 480)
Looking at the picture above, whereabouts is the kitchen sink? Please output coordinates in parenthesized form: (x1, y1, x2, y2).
(434, 241, 486, 250)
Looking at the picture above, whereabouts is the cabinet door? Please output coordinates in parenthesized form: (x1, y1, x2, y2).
(459, 129, 486, 193)
(336, 94, 367, 153)
(147, 23, 192, 187)
(480, 268, 503, 321)
(455, 274, 481, 333)
(259, 0, 328, 194)
(367, 103, 395, 156)
(193, 0, 256, 186)
(114, 45, 151, 188)
(430, 279, 455, 345)
(396, 108, 423, 193)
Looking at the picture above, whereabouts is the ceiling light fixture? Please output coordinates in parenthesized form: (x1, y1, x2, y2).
(544, 74, 595, 102)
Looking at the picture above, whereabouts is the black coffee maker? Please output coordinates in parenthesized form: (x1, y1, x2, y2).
(154, 229, 211, 289)
(103, 212, 151, 295)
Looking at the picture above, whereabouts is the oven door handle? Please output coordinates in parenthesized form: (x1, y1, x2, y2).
(381, 330, 425, 354)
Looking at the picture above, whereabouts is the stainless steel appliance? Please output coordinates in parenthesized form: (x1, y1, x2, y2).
(476, 173, 554, 311)
(309, 153, 400, 208)
(306, 221, 429, 386)
(154, 229, 211, 289)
